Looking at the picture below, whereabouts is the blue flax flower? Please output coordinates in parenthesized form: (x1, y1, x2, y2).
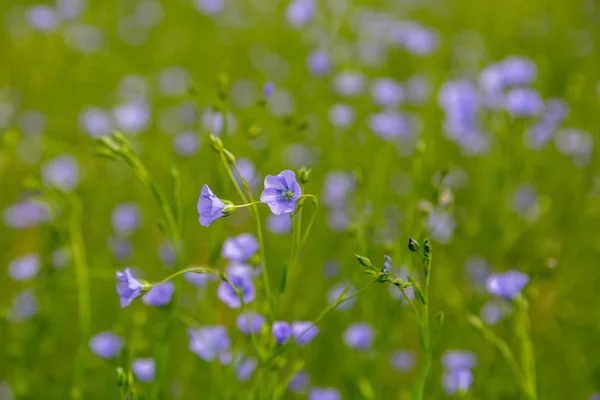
(188, 325, 231, 361)
(272, 321, 291, 344)
(486, 270, 530, 300)
(132, 358, 156, 382)
(116, 268, 146, 308)
(9, 254, 40, 281)
(288, 370, 310, 393)
(443, 368, 474, 395)
(222, 233, 259, 262)
(197, 184, 233, 226)
(233, 354, 258, 381)
(442, 350, 477, 371)
(260, 170, 301, 215)
(389, 350, 416, 372)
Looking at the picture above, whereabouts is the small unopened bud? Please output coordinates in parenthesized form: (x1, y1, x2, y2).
(382, 255, 392, 274)
(417, 199, 434, 214)
(210, 134, 224, 152)
(223, 149, 236, 164)
(216, 73, 229, 101)
(247, 124, 263, 139)
(222, 201, 236, 216)
(408, 238, 420, 252)
(116, 367, 127, 387)
(438, 187, 453, 207)
(423, 238, 432, 259)
(298, 167, 311, 184)
(355, 254, 374, 269)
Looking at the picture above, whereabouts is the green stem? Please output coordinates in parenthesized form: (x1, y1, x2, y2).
(514, 297, 537, 400)
(467, 314, 530, 397)
(220, 153, 273, 317)
(235, 201, 262, 208)
(413, 250, 432, 400)
(69, 197, 90, 399)
(152, 266, 220, 287)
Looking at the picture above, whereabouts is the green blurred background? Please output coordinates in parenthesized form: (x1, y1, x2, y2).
(2, 0, 600, 398)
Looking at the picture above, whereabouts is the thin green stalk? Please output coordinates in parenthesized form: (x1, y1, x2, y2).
(413, 244, 433, 400)
(467, 314, 530, 396)
(220, 153, 273, 316)
(152, 266, 220, 287)
(514, 297, 537, 400)
(69, 197, 91, 399)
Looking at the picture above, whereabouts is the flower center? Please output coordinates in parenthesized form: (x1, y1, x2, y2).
(283, 189, 294, 200)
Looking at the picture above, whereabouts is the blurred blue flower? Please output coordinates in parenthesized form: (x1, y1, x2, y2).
(263, 82, 275, 98)
(427, 209, 456, 244)
(112, 101, 150, 134)
(197, 184, 228, 227)
(79, 106, 112, 137)
(236, 311, 265, 335)
(217, 274, 255, 308)
(89, 331, 124, 359)
(260, 170, 301, 215)
(222, 233, 259, 263)
(389, 21, 439, 56)
(500, 56, 537, 86)
(323, 260, 340, 278)
(382, 255, 392, 274)
(188, 325, 230, 361)
(234, 158, 260, 190)
(389, 350, 416, 372)
(111, 203, 141, 237)
(406, 75, 431, 105)
(307, 50, 331, 76)
(464, 255, 491, 292)
(52, 247, 70, 270)
(443, 368, 474, 395)
(291, 321, 319, 345)
(486, 270, 529, 300)
(233, 355, 258, 381)
(555, 128, 593, 166)
(158, 241, 175, 267)
(194, 0, 223, 15)
(142, 281, 174, 307)
(371, 78, 404, 108)
(116, 268, 145, 308)
(108, 236, 133, 262)
(504, 88, 543, 117)
(7, 289, 39, 323)
(158, 67, 189, 97)
(480, 300, 511, 325)
(0, 382, 13, 400)
(26, 5, 59, 32)
(174, 132, 200, 157)
(368, 111, 415, 140)
(590, 394, 600, 400)
(132, 358, 156, 382)
(3, 199, 50, 230)
(333, 72, 365, 97)
(272, 321, 291, 344)
(328, 103, 355, 129)
(511, 183, 541, 222)
(225, 262, 256, 281)
(288, 370, 310, 393)
(323, 172, 355, 207)
(42, 155, 79, 192)
(286, 0, 315, 27)
(308, 387, 341, 400)
(9, 254, 40, 281)
(442, 350, 477, 371)
(343, 323, 374, 350)
(327, 282, 356, 311)
(326, 208, 350, 232)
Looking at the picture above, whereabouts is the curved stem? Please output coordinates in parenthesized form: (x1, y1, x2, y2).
(235, 201, 262, 208)
(152, 266, 221, 287)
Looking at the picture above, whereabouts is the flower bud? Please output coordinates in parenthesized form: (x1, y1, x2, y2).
(408, 238, 420, 252)
(355, 254, 373, 269)
(298, 167, 311, 184)
(223, 149, 236, 165)
(247, 124, 263, 139)
(210, 134, 224, 153)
